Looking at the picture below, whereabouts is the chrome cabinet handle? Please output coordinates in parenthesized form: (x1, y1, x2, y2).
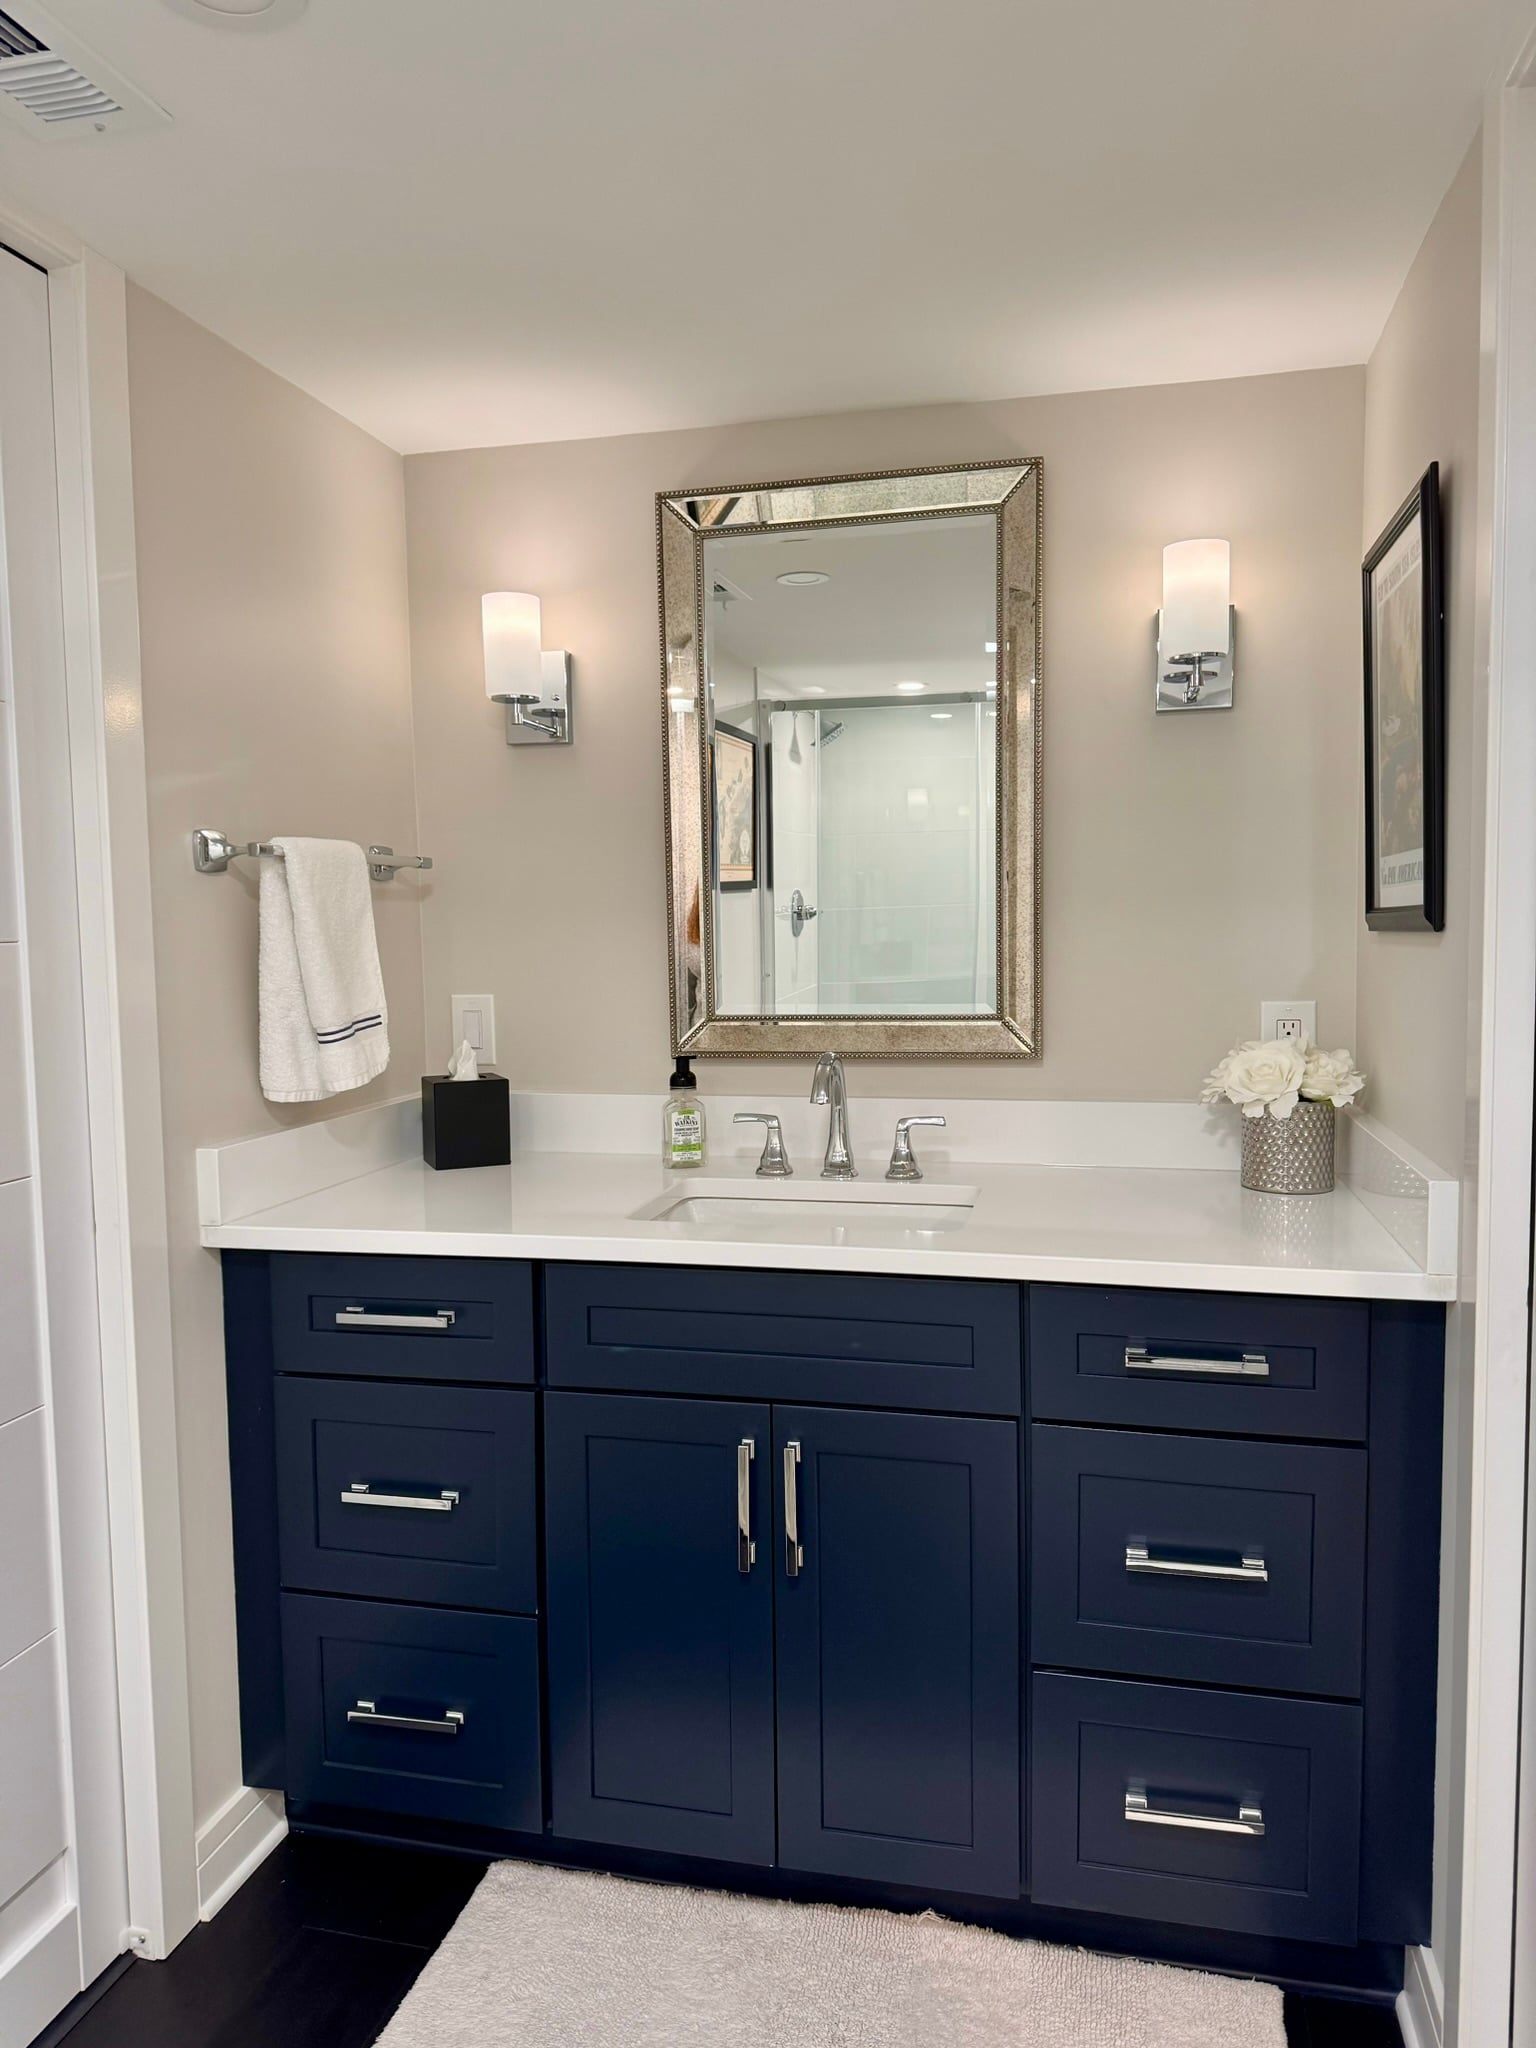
(347, 1699, 465, 1737)
(783, 1440, 803, 1577)
(1124, 1787, 1265, 1836)
(340, 1483, 460, 1513)
(737, 1438, 756, 1572)
(1124, 1346, 1269, 1378)
(1125, 1543, 1268, 1583)
(336, 1306, 457, 1332)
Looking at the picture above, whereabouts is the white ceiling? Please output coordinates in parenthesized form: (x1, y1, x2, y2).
(710, 519, 997, 699)
(0, 0, 1516, 454)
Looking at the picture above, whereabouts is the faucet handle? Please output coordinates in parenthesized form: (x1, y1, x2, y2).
(886, 1115, 946, 1183)
(734, 1112, 793, 1179)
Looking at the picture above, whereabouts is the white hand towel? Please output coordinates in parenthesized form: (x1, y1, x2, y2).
(259, 837, 390, 1102)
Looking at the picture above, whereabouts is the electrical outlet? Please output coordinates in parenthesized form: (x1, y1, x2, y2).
(450, 994, 496, 1066)
(1260, 1000, 1316, 1047)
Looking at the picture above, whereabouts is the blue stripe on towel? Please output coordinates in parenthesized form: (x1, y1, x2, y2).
(314, 1014, 383, 1044)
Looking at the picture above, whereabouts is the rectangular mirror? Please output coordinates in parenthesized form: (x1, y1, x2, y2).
(658, 459, 1042, 1059)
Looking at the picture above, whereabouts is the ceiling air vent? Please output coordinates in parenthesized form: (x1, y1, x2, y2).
(0, 4, 170, 139)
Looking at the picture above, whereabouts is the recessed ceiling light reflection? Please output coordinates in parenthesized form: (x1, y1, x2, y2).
(931, 712, 953, 721)
(895, 681, 925, 694)
(777, 571, 830, 587)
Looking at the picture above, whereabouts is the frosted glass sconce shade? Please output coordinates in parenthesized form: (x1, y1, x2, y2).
(482, 590, 574, 745)
(1156, 539, 1235, 712)
(483, 591, 544, 703)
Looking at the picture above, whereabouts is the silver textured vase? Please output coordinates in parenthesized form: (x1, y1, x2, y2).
(1240, 1100, 1335, 1194)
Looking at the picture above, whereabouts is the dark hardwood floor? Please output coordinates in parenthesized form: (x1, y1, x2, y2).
(37, 1835, 1403, 2048)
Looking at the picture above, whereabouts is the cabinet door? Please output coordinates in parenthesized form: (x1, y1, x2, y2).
(774, 1406, 1020, 1897)
(545, 1392, 775, 1864)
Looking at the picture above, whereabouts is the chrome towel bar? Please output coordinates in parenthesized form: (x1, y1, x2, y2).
(192, 828, 432, 882)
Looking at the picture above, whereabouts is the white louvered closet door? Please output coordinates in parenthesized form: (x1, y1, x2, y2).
(0, 243, 130, 2045)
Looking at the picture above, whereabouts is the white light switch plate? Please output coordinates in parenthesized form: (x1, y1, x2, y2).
(1260, 999, 1316, 1046)
(450, 994, 496, 1066)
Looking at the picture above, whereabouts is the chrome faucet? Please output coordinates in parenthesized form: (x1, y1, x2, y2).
(810, 1052, 856, 1180)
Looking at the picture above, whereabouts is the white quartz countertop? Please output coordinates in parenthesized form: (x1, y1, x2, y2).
(200, 1147, 1452, 1302)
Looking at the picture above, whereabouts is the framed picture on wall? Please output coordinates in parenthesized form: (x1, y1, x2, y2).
(712, 723, 758, 890)
(1362, 461, 1445, 931)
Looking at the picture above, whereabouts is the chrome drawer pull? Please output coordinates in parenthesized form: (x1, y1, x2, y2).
(1124, 1346, 1269, 1378)
(1125, 1543, 1268, 1583)
(335, 1306, 457, 1331)
(784, 1440, 803, 1578)
(737, 1438, 756, 1573)
(347, 1699, 465, 1736)
(1124, 1787, 1264, 1836)
(341, 1483, 460, 1513)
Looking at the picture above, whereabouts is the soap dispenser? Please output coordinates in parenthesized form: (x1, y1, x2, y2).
(662, 1057, 708, 1169)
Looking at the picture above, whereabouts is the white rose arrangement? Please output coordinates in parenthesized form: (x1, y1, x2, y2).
(1201, 1038, 1366, 1121)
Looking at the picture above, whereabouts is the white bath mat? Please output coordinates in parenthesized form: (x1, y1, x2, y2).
(375, 1860, 1286, 2048)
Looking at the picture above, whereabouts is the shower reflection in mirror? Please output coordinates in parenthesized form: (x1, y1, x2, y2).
(705, 515, 999, 1020)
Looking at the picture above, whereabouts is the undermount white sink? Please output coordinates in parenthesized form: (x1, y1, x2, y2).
(632, 1178, 978, 1237)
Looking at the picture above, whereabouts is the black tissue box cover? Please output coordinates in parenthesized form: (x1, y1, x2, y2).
(422, 1072, 511, 1170)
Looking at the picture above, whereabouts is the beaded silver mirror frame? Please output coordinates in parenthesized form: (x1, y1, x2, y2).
(657, 457, 1043, 1059)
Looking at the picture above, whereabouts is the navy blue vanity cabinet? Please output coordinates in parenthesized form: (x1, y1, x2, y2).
(545, 1262, 1021, 1414)
(544, 1392, 777, 1865)
(281, 1593, 542, 1831)
(269, 1253, 535, 1382)
(1030, 1673, 1362, 1944)
(1030, 1426, 1368, 1695)
(773, 1406, 1020, 1896)
(1026, 1284, 1444, 1954)
(275, 1377, 538, 1613)
(1029, 1285, 1369, 1440)
(545, 1393, 1021, 1894)
(225, 1252, 1445, 2004)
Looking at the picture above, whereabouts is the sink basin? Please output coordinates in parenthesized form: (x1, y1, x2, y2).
(631, 1179, 977, 1241)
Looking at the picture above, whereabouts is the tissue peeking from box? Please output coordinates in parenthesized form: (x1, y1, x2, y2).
(422, 1047, 509, 1169)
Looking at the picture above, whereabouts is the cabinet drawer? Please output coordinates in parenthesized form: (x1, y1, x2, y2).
(1030, 1673, 1361, 1945)
(545, 1263, 1020, 1414)
(1029, 1287, 1367, 1440)
(270, 1254, 535, 1383)
(281, 1593, 541, 1830)
(276, 1379, 537, 1613)
(1031, 1426, 1366, 1696)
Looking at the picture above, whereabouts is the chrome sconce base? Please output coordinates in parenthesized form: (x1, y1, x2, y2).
(502, 650, 574, 746)
(1155, 606, 1236, 712)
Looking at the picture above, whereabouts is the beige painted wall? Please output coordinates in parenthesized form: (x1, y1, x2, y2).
(1358, 136, 1485, 2028)
(1358, 141, 1484, 1179)
(126, 286, 425, 1831)
(405, 368, 1365, 1100)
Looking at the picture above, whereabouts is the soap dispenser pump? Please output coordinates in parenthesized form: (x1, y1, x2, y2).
(662, 1057, 707, 1169)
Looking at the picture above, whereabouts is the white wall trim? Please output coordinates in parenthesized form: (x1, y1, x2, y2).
(1397, 1944, 1444, 2048)
(1456, 39, 1536, 2048)
(0, 176, 201, 1968)
(195, 1788, 286, 1922)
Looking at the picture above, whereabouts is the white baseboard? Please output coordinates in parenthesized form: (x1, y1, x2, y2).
(1396, 1944, 1444, 2048)
(195, 1786, 287, 1920)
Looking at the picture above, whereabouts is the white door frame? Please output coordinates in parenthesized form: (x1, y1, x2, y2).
(0, 192, 198, 1964)
(1455, 25, 1536, 2048)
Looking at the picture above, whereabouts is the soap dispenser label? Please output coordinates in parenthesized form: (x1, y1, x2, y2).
(669, 1108, 704, 1161)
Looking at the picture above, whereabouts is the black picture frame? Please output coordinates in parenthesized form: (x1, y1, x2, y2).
(712, 721, 758, 892)
(1362, 461, 1445, 932)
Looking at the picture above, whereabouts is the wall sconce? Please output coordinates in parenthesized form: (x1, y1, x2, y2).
(483, 591, 573, 745)
(1156, 539, 1234, 712)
